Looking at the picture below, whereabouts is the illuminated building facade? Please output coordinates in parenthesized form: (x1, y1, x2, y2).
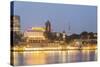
(11, 16, 20, 33)
(24, 27, 46, 43)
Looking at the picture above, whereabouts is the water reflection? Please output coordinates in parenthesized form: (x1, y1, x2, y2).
(12, 50, 97, 66)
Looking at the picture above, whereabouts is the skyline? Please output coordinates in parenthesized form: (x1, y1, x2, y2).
(11, 1, 97, 34)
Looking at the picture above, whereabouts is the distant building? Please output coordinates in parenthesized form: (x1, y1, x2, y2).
(11, 16, 22, 44)
(45, 20, 51, 33)
(62, 30, 66, 40)
(11, 16, 20, 33)
(93, 33, 97, 39)
(24, 27, 46, 43)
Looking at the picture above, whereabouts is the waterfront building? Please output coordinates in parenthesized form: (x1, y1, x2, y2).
(93, 33, 97, 39)
(11, 16, 20, 33)
(11, 15, 22, 44)
(24, 27, 46, 43)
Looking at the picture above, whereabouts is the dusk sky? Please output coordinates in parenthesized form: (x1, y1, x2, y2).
(12, 1, 97, 35)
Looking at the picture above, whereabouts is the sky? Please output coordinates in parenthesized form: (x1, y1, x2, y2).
(11, 1, 97, 35)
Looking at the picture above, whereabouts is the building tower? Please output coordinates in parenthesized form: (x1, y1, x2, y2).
(45, 20, 51, 33)
(11, 15, 21, 45)
(62, 30, 66, 41)
(11, 16, 20, 33)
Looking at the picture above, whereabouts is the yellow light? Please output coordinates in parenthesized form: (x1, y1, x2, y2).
(32, 27, 45, 31)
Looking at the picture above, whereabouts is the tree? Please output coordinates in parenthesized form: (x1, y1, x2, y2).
(88, 32, 94, 39)
(13, 32, 23, 44)
(70, 33, 80, 39)
(80, 31, 88, 39)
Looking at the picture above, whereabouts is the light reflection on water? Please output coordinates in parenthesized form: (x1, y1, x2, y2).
(13, 50, 97, 66)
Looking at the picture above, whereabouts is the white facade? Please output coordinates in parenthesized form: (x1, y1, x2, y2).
(24, 27, 46, 43)
(12, 16, 20, 32)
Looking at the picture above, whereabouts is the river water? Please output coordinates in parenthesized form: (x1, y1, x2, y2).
(12, 50, 97, 66)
